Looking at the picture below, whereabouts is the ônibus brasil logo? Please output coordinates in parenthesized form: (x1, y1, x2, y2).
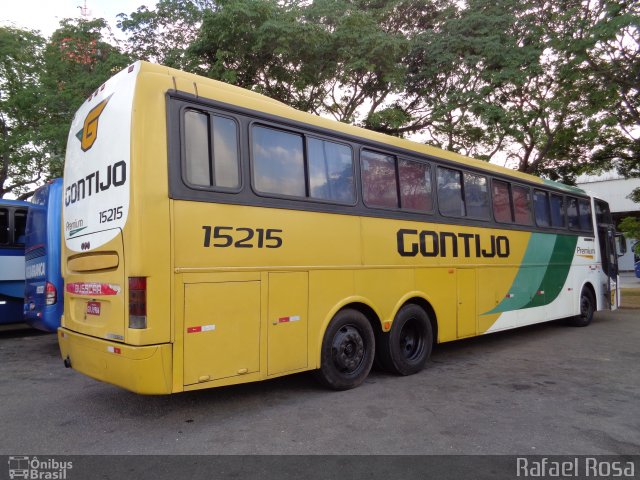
(8, 456, 73, 479)
(75, 94, 112, 152)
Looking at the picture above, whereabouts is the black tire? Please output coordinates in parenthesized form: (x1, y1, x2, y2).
(377, 304, 433, 376)
(568, 288, 595, 327)
(315, 309, 375, 390)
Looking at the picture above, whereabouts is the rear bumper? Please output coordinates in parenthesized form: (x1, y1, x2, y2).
(58, 328, 173, 394)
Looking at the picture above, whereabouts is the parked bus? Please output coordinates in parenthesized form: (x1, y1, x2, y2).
(0, 199, 29, 324)
(24, 179, 64, 332)
(58, 62, 624, 394)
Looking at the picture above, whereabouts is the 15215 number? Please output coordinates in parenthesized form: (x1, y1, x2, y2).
(202, 226, 283, 249)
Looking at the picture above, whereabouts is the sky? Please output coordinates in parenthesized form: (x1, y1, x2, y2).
(0, 0, 144, 38)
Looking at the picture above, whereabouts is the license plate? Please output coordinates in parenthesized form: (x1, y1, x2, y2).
(86, 301, 101, 316)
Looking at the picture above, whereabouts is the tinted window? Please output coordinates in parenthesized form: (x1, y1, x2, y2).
(252, 126, 305, 197)
(184, 110, 210, 186)
(0, 208, 7, 244)
(437, 168, 464, 216)
(595, 199, 613, 225)
(512, 185, 532, 225)
(212, 116, 240, 188)
(399, 160, 432, 212)
(464, 173, 489, 219)
(184, 110, 239, 189)
(492, 180, 512, 223)
(362, 150, 398, 208)
(578, 199, 593, 231)
(14, 209, 27, 245)
(550, 194, 565, 227)
(308, 138, 354, 203)
(567, 197, 579, 229)
(534, 190, 551, 227)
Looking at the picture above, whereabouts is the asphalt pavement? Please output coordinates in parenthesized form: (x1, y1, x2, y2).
(0, 308, 638, 456)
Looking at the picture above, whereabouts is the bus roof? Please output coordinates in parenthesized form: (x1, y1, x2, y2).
(133, 61, 586, 196)
(0, 198, 31, 208)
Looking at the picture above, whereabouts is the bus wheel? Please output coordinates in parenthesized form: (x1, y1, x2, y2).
(316, 309, 375, 390)
(378, 304, 433, 376)
(569, 288, 595, 327)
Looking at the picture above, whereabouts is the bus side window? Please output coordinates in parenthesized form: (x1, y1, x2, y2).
(550, 194, 565, 227)
(14, 209, 27, 245)
(512, 185, 532, 225)
(567, 197, 580, 229)
(534, 190, 551, 227)
(398, 159, 432, 212)
(308, 138, 355, 203)
(492, 180, 512, 223)
(0, 208, 8, 244)
(252, 126, 305, 197)
(463, 172, 490, 219)
(184, 110, 240, 190)
(361, 150, 398, 208)
(437, 167, 465, 217)
(578, 199, 593, 231)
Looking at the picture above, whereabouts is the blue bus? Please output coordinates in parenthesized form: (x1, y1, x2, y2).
(23, 179, 63, 331)
(0, 199, 29, 324)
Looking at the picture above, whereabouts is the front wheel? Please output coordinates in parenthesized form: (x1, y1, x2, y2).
(377, 304, 433, 376)
(315, 309, 375, 390)
(568, 288, 595, 327)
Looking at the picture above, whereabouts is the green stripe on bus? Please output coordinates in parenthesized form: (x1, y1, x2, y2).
(483, 233, 556, 315)
(521, 235, 578, 309)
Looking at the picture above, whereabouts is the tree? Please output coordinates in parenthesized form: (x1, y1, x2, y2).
(403, 0, 634, 183)
(39, 18, 131, 172)
(0, 26, 47, 199)
(117, 0, 215, 70)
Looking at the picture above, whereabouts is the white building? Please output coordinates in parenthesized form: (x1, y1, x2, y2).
(576, 170, 640, 271)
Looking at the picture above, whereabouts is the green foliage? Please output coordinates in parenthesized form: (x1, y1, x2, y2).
(0, 26, 47, 198)
(117, 0, 214, 70)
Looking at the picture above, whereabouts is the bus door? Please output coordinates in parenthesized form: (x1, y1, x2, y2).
(597, 225, 618, 309)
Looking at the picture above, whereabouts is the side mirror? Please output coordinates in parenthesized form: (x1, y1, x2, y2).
(615, 233, 627, 257)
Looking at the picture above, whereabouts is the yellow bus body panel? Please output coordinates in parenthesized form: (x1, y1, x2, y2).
(58, 328, 172, 394)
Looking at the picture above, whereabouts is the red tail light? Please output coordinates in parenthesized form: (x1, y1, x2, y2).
(45, 282, 57, 305)
(128, 277, 147, 329)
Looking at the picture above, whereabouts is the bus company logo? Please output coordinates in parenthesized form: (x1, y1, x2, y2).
(576, 246, 595, 260)
(8, 456, 73, 479)
(75, 94, 112, 152)
(25, 262, 46, 280)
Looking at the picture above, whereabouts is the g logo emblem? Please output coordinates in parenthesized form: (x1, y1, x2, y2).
(78, 95, 112, 152)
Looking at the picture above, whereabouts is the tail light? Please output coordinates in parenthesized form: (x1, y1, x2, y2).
(45, 282, 57, 305)
(128, 277, 147, 329)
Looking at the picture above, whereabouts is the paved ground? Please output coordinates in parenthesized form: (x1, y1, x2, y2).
(0, 309, 638, 456)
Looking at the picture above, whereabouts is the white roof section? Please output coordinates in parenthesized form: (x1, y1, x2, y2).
(576, 170, 640, 213)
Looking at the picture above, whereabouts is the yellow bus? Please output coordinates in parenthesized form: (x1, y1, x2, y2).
(58, 61, 624, 394)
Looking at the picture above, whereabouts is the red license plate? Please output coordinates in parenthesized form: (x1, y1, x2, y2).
(86, 301, 101, 316)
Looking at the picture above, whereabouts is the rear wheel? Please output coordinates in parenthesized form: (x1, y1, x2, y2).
(377, 304, 433, 375)
(316, 309, 375, 390)
(568, 288, 595, 327)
